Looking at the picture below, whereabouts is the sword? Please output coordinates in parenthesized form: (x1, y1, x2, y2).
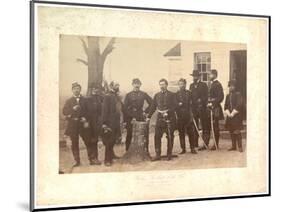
(192, 118, 209, 150)
(210, 109, 218, 150)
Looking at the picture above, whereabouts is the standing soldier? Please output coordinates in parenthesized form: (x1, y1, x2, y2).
(224, 80, 244, 152)
(86, 84, 103, 165)
(189, 70, 209, 150)
(147, 79, 177, 161)
(206, 69, 224, 150)
(62, 82, 91, 167)
(101, 81, 122, 166)
(123, 78, 152, 152)
(175, 78, 197, 154)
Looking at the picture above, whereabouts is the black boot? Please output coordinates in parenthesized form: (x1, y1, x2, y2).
(191, 149, 198, 154)
(228, 134, 237, 151)
(179, 149, 186, 154)
(90, 158, 102, 165)
(152, 151, 161, 161)
(210, 145, 217, 150)
(73, 161, 81, 167)
(179, 137, 186, 154)
(198, 145, 208, 151)
(237, 133, 243, 152)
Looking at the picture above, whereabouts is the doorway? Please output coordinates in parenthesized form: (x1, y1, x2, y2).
(230, 50, 247, 119)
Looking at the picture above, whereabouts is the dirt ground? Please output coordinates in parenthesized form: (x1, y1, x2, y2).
(59, 131, 246, 174)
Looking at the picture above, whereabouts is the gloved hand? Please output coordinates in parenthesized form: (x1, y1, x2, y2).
(230, 109, 239, 118)
(80, 117, 87, 122)
(207, 103, 213, 108)
(83, 122, 89, 128)
(73, 105, 81, 111)
(225, 109, 231, 117)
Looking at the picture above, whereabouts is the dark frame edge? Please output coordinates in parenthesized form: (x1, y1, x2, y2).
(30, 0, 271, 211)
(30, 0, 35, 211)
(268, 15, 271, 197)
(33, 193, 270, 211)
(32, 0, 270, 19)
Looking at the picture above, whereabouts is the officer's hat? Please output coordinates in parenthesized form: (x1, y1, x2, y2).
(72, 82, 81, 89)
(132, 78, 142, 84)
(178, 78, 187, 84)
(228, 79, 237, 87)
(209, 69, 218, 76)
(190, 70, 201, 77)
(159, 78, 168, 85)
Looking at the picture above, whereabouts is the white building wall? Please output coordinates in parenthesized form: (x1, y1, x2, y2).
(167, 41, 246, 96)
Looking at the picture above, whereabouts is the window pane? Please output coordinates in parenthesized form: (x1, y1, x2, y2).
(206, 64, 211, 72)
(194, 53, 211, 78)
(201, 56, 206, 63)
(202, 73, 208, 81)
(197, 64, 201, 72)
(202, 64, 206, 72)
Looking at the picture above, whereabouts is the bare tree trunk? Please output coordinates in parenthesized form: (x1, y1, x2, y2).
(121, 120, 151, 164)
(77, 36, 115, 96)
(87, 37, 102, 95)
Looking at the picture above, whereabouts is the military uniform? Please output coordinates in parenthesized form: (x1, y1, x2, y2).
(86, 94, 103, 161)
(224, 89, 244, 152)
(148, 90, 177, 159)
(206, 79, 224, 148)
(63, 95, 91, 164)
(101, 91, 123, 164)
(175, 89, 196, 153)
(189, 80, 209, 147)
(123, 90, 152, 151)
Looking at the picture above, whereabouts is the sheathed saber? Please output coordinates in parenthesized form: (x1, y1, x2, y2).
(210, 110, 218, 150)
(192, 118, 209, 150)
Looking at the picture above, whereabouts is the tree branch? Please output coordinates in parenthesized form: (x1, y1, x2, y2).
(76, 58, 88, 66)
(79, 37, 89, 56)
(101, 38, 116, 59)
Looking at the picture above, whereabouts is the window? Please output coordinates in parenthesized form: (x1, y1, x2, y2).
(194, 52, 211, 82)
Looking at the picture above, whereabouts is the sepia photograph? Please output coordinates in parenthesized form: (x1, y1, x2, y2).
(59, 36, 247, 174)
(31, 1, 270, 210)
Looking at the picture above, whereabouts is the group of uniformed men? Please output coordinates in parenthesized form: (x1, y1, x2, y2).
(63, 69, 244, 167)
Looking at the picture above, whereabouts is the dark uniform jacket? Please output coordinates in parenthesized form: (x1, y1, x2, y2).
(86, 94, 103, 136)
(148, 90, 177, 123)
(62, 95, 88, 136)
(208, 80, 224, 120)
(123, 90, 152, 123)
(101, 91, 122, 130)
(175, 89, 193, 124)
(224, 91, 244, 131)
(189, 80, 208, 115)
